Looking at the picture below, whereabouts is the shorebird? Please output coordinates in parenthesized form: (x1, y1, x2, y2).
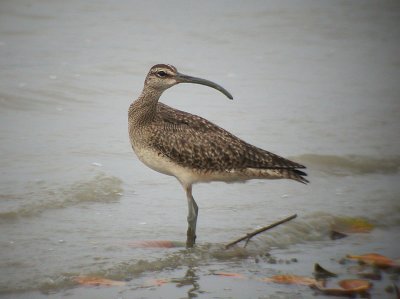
(128, 64, 308, 247)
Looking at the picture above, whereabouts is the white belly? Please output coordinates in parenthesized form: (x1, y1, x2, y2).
(131, 145, 269, 187)
(134, 146, 174, 176)
(132, 145, 199, 186)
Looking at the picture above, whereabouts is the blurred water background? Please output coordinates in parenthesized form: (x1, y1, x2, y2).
(0, 1, 399, 298)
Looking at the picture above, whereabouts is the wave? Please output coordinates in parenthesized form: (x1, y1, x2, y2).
(1, 210, 399, 295)
(36, 213, 399, 293)
(0, 174, 123, 220)
(293, 154, 400, 176)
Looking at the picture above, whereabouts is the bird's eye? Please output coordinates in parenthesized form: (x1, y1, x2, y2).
(157, 71, 167, 78)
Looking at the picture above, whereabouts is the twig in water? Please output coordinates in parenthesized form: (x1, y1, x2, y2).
(225, 214, 297, 249)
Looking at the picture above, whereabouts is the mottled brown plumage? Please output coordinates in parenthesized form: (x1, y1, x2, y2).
(148, 103, 308, 183)
(128, 64, 308, 247)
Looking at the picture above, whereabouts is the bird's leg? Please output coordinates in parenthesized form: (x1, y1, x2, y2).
(185, 185, 198, 248)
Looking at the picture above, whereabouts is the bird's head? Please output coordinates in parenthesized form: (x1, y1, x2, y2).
(144, 64, 233, 99)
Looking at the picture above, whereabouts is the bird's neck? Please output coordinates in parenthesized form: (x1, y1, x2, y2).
(129, 88, 163, 126)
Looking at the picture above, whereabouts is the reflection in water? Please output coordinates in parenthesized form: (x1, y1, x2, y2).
(173, 267, 200, 299)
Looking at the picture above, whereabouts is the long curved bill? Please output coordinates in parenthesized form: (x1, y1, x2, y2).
(176, 73, 233, 100)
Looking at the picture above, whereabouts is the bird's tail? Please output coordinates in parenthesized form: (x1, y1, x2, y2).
(289, 168, 309, 184)
(244, 167, 309, 184)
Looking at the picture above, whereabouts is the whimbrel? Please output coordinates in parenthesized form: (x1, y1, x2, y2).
(128, 64, 308, 247)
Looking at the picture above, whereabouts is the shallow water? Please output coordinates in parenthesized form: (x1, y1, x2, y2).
(1, 0, 399, 298)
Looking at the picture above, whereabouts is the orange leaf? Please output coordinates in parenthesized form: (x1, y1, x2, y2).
(313, 279, 372, 296)
(74, 276, 126, 287)
(128, 240, 183, 248)
(145, 278, 169, 286)
(214, 272, 245, 279)
(347, 253, 396, 268)
(332, 217, 374, 233)
(339, 279, 372, 291)
(262, 274, 317, 286)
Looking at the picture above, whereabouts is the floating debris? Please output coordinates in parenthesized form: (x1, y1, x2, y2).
(314, 263, 338, 279)
(347, 253, 397, 268)
(214, 272, 245, 279)
(313, 279, 372, 296)
(330, 230, 347, 240)
(332, 217, 374, 233)
(144, 278, 170, 287)
(128, 240, 184, 248)
(262, 274, 317, 286)
(74, 276, 126, 287)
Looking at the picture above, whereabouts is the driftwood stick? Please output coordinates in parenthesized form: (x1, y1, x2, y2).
(225, 214, 297, 249)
